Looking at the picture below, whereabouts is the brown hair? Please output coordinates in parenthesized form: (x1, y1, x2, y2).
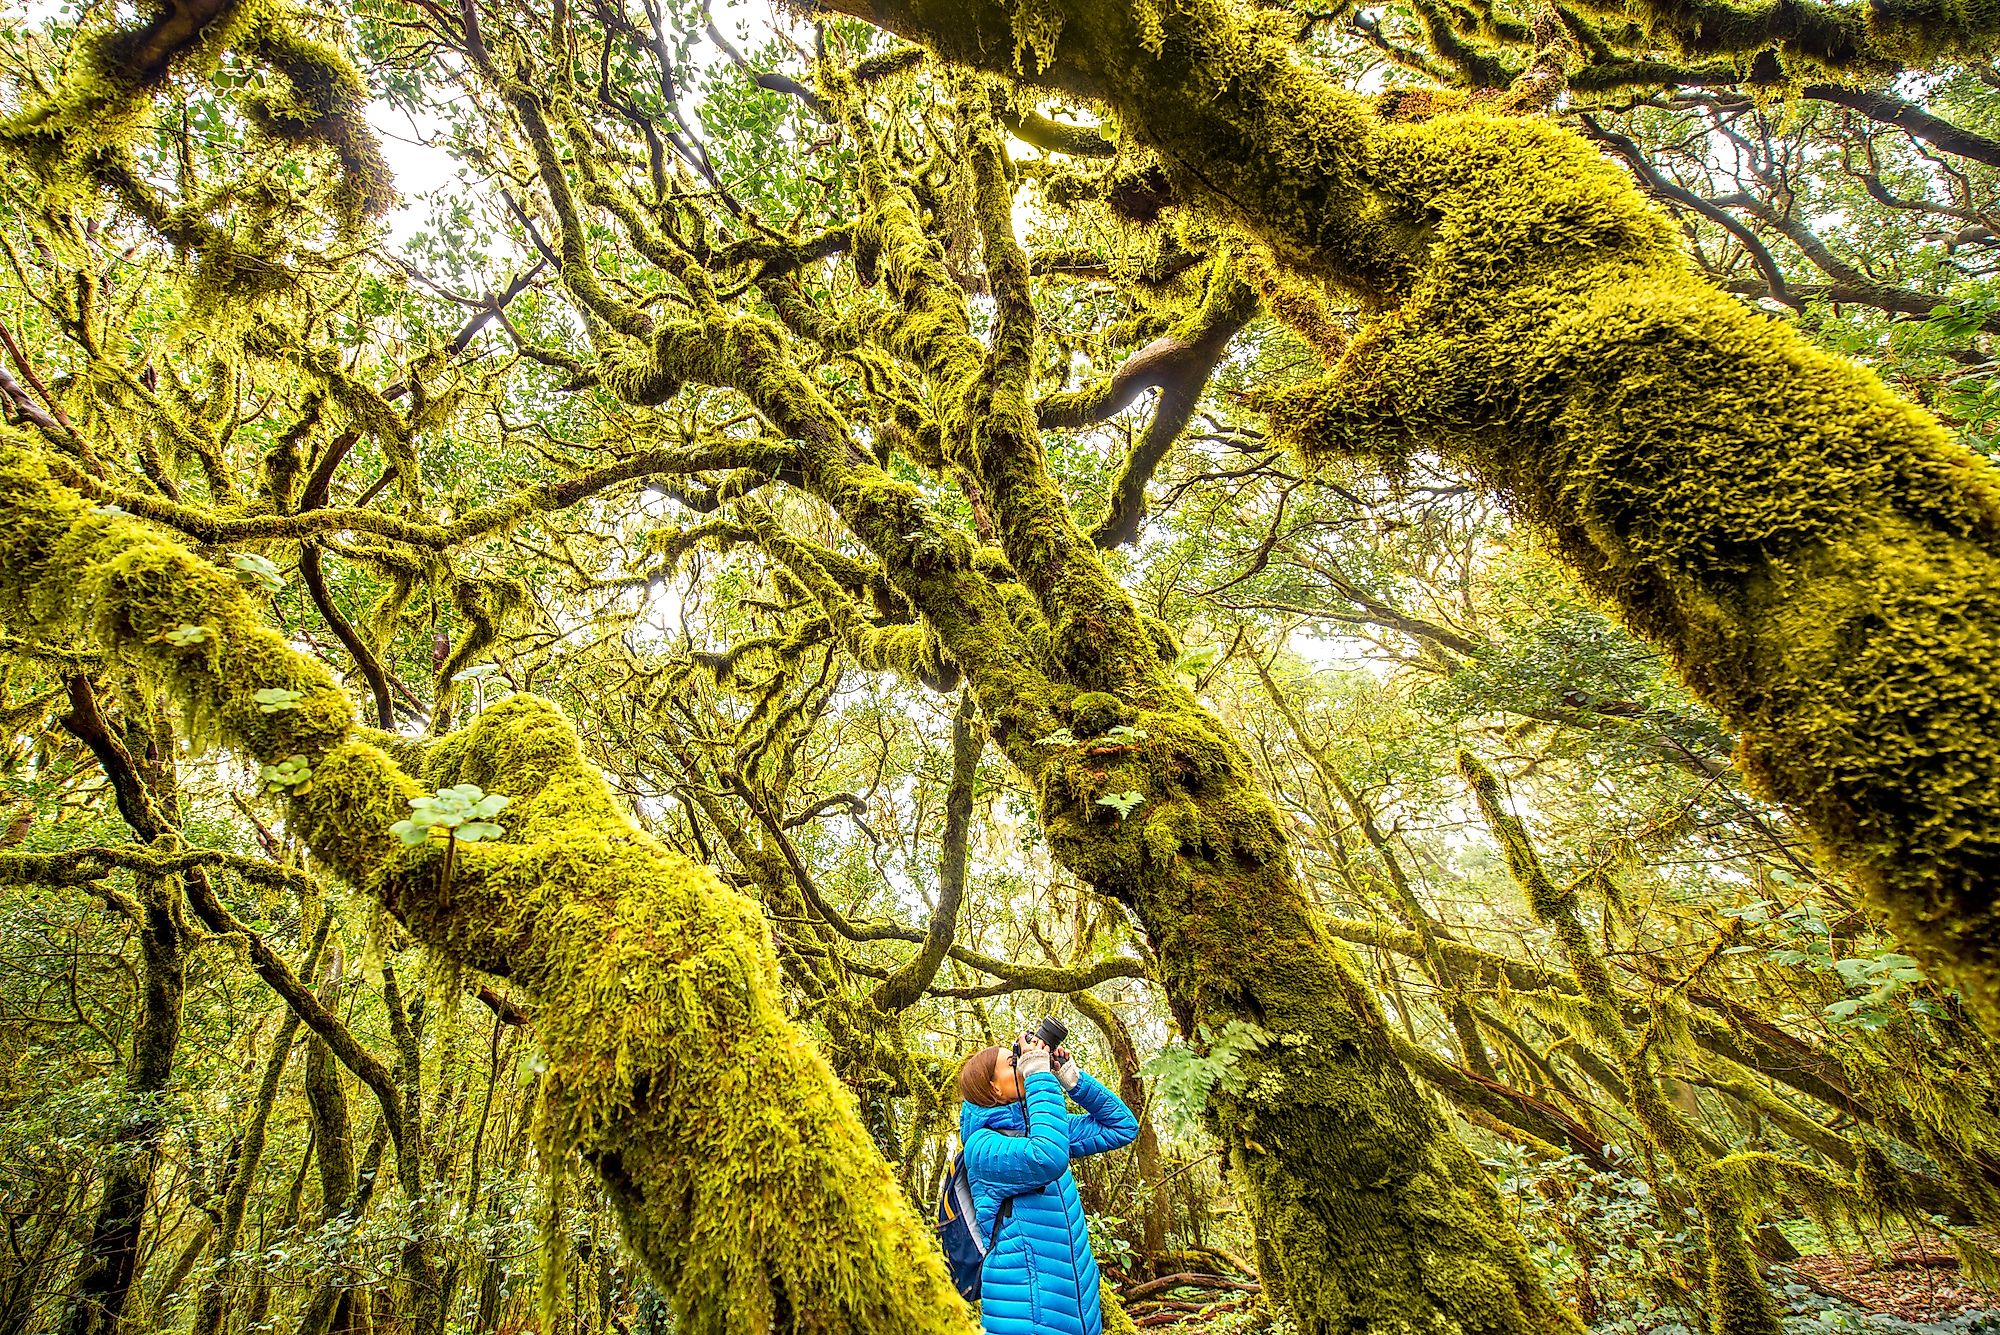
(957, 1045, 1004, 1107)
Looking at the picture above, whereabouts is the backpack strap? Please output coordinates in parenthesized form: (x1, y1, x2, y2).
(978, 1126, 1029, 1245)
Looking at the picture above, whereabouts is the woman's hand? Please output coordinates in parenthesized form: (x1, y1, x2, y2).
(1015, 1032, 1053, 1077)
(1052, 1047, 1082, 1091)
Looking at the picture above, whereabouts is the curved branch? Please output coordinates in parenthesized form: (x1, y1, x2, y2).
(1583, 115, 1792, 305)
(871, 689, 978, 1010)
(1801, 84, 2000, 168)
(1001, 106, 1116, 158)
(53, 438, 792, 547)
(300, 543, 397, 729)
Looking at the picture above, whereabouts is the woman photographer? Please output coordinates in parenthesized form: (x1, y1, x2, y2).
(955, 1029, 1139, 1335)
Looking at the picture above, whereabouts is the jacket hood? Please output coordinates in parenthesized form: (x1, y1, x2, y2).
(960, 1095, 1026, 1141)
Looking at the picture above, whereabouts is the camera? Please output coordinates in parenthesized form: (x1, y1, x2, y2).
(1012, 1017, 1068, 1058)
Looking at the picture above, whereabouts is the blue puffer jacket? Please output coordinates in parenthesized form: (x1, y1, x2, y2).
(960, 1068, 1139, 1335)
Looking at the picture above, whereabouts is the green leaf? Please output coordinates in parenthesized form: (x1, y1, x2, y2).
(253, 686, 304, 714)
(1035, 728, 1078, 747)
(390, 819, 434, 847)
(1096, 790, 1145, 820)
(1174, 643, 1223, 679)
(397, 782, 510, 836)
(229, 552, 286, 594)
(259, 755, 313, 794)
(161, 624, 210, 647)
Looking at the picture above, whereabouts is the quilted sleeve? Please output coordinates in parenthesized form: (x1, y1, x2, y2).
(965, 1070, 1071, 1193)
(1065, 1072, 1140, 1159)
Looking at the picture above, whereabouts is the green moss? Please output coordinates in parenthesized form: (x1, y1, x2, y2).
(1276, 110, 2000, 1032)
(1068, 691, 1130, 737)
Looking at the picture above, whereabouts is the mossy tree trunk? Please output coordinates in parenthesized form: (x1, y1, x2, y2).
(814, 0, 2000, 1039)
(587, 80, 1580, 1334)
(0, 435, 975, 1335)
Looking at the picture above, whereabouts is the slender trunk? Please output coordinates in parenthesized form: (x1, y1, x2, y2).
(1072, 991, 1167, 1274)
(379, 960, 445, 1335)
(57, 873, 186, 1335)
(145, 1222, 213, 1324)
(297, 955, 363, 1335)
(193, 918, 329, 1335)
(1460, 752, 1782, 1335)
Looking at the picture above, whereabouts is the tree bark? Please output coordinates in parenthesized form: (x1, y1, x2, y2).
(55, 684, 189, 1335)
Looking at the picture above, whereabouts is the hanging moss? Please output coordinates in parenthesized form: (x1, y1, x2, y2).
(0, 0, 391, 228)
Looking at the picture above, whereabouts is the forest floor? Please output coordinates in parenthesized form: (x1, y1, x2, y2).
(1115, 1239, 2000, 1332)
(1776, 1237, 2000, 1329)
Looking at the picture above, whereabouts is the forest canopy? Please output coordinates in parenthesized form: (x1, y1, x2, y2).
(2, 0, 2000, 1334)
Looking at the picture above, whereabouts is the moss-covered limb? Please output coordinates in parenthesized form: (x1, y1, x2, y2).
(958, 88, 1163, 674)
(1389, 1029, 1617, 1169)
(46, 437, 786, 549)
(0, 844, 313, 895)
(817, 70, 1146, 687)
(1684, 1072, 1982, 1226)
(0, 0, 389, 228)
(819, 0, 2000, 1035)
(871, 689, 979, 1010)
(1001, 97, 1117, 156)
(1318, 910, 1909, 1138)
(0, 436, 977, 1335)
(1253, 660, 1495, 1077)
(473, 56, 651, 340)
(401, 697, 973, 1333)
(1459, 751, 1783, 1335)
(1406, 0, 1521, 87)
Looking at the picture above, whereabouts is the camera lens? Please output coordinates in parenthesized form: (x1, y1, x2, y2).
(1037, 1018, 1068, 1050)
